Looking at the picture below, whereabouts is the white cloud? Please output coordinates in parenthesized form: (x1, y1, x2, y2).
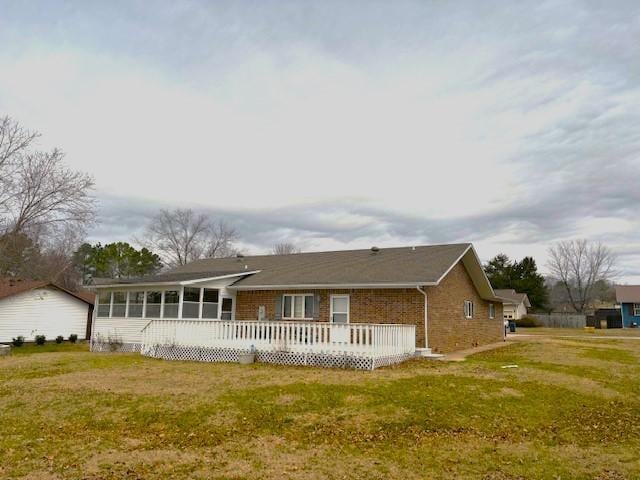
(1, 1, 639, 282)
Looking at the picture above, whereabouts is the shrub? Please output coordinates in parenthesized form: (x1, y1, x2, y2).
(35, 334, 46, 345)
(69, 334, 78, 344)
(55, 335, 64, 344)
(12, 336, 25, 347)
(515, 316, 541, 328)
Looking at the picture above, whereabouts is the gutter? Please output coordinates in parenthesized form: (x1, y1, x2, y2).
(416, 286, 428, 350)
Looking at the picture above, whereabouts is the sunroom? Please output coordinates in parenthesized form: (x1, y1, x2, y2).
(91, 272, 247, 353)
(89, 271, 416, 370)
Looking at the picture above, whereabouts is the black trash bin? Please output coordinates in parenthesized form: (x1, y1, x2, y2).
(508, 320, 516, 333)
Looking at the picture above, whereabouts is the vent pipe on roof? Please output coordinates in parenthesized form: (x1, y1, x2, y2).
(371, 246, 380, 253)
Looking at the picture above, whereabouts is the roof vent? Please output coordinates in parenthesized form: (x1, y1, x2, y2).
(371, 246, 380, 253)
(411, 246, 416, 251)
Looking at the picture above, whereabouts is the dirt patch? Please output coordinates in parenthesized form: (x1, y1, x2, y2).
(516, 367, 620, 399)
(275, 393, 304, 405)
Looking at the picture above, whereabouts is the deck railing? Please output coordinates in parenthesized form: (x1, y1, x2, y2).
(140, 320, 415, 358)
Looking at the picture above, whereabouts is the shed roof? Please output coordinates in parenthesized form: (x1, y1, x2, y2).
(615, 285, 640, 303)
(494, 289, 532, 307)
(0, 278, 95, 305)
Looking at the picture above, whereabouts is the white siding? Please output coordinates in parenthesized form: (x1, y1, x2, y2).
(503, 302, 528, 320)
(93, 317, 148, 344)
(0, 287, 89, 343)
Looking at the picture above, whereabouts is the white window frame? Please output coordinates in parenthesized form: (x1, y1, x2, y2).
(330, 294, 350, 324)
(634, 304, 640, 316)
(489, 303, 495, 319)
(282, 294, 314, 320)
(111, 291, 127, 318)
(464, 300, 474, 319)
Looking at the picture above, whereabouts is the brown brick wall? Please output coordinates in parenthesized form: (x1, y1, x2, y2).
(234, 260, 503, 353)
(425, 262, 503, 353)
(235, 288, 426, 346)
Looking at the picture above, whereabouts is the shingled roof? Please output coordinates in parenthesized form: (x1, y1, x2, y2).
(0, 278, 95, 305)
(615, 285, 640, 303)
(170, 243, 472, 287)
(90, 243, 500, 300)
(494, 289, 531, 307)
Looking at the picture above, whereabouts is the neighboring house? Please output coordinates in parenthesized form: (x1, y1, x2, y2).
(615, 286, 640, 328)
(0, 279, 95, 343)
(494, 289, 531, 320)
(90, 243, 504, 369)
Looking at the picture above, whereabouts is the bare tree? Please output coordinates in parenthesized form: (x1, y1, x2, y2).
(547, 240, 616, 313)
(7, 149, 95, 235)
(272, 242, 300, 255)
(205, 219, 237, 258)
(0, 116, 40, 215)
(143, 208, 237, 267)
(0, 116, 95, 285)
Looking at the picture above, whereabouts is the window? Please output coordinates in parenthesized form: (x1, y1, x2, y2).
(163, 290, 179, 318)
(330, 295, 349, 323)
(221, 298, 233, 320)
(282, 294, 313, 320)
(146, 291, 162, 317)
(634, 304, 640, 316)
(182, 287, 201, 319)
(112, 292, 127, 317)
(202, 288, 219, 319)
(464, 300, 474, 319)
(489, 303, 495, 319)
(97, 291, 111, 317)
(128, 292, 144, 317)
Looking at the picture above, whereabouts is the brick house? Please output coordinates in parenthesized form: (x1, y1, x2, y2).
(90, 243, 504, 369)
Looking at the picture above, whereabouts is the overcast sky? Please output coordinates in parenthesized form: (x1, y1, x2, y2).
(1, 1, 639, 281)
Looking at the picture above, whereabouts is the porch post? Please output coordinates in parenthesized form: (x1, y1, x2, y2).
(178, 286, 184, 319)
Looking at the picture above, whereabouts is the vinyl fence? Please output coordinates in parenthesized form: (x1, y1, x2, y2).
(529, 313, 586, 329)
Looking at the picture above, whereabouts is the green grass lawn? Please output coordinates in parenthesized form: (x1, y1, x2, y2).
(515, 327, 640, 337)
(1, 335, 639, 479)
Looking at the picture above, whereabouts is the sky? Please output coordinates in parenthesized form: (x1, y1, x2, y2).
(1, 0, 639, 281)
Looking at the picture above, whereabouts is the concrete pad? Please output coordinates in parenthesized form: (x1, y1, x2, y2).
(439, 340, 512, 362)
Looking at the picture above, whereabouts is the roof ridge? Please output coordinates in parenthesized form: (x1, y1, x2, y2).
(185, 242, 472, 263)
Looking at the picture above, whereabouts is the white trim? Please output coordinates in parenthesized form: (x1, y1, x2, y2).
(634, 303, 640, 316)
(91, 271, 261, 289)
(489, 303, 495, 319)
(181, 271, 261, 284)
(464, 300, 474, 319)
(178, 286, 184, 319)
(416, 286, 428, 349)
(282, 293, 314, 320)
(220, 297, 234, 320)
(435, 244, 473, 285)
(230, 282, 436, 290)
(330, 294, 350, 324)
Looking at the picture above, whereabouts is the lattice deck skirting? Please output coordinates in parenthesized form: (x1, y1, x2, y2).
(139, 344, 413, 370)
(91, 342, 141, 353)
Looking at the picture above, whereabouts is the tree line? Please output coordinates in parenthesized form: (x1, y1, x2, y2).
(484, 240, 616, 314)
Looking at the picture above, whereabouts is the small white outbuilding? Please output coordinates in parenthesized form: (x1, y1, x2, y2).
(0, 279, 95, 343)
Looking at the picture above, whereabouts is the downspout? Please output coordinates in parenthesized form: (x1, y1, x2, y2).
(89, 299, 97, 351)
(416, 286, 428, 351)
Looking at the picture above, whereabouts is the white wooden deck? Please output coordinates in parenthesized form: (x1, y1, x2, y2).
(92, 319, 416, 370)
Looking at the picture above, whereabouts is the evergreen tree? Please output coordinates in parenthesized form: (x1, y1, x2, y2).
(73, 242, 162, 281)
(484, 254, 548, 311)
